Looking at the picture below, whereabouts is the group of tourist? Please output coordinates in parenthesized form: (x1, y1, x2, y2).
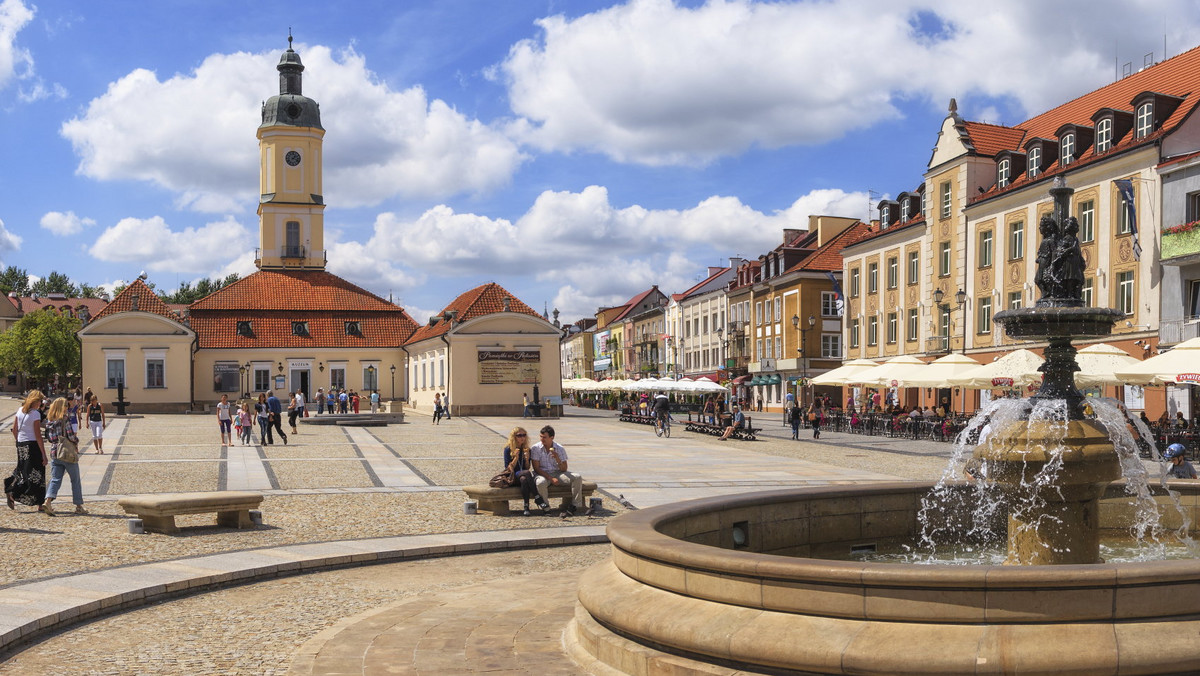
(4, 388, 105, 517)
(499, 424, 592, 518)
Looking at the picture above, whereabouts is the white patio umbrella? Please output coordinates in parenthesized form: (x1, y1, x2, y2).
(1113, 336, 1200, 386)
(1074, 343, 1143, 388)
(947, 348, 1045, 389)
(894, 352, 981, 388)
(847, 355, 926, 387)
(689, 377, 729, 393)
(810, 359, 879, 386)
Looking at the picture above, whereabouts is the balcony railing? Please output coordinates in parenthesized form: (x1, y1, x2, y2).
(926, 335, 951, 354)
(1160, 317, 1200, 346)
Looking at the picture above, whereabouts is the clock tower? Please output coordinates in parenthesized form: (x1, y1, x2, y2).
(256, 34, 326, 270)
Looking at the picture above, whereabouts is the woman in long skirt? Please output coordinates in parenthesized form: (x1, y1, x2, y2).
(5, 390, 48, 510)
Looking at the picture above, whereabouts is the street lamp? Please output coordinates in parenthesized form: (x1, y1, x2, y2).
(934, 287, 969, 413)
(389, 364, 396, 400)
(367, 364, 376, 392)
(792, 313, 816, 408)
(238, 364, 247, 399)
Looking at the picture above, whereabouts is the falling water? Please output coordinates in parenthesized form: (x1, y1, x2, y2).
(894, 397, 1199, 565)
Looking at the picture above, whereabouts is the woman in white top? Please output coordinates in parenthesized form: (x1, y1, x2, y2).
(5, 390, 48, 510)
(216, 394, 232, 445)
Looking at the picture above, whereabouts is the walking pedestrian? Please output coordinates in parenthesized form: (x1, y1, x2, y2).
(5, 390, 47, 510)
(266, 391, 288, 445)
(216, 394, 232, 445)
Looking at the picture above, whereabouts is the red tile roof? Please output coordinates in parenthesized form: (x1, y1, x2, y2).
(844, 213, 927, 248)
(190, 269, 401, 312)
(612, 287, 659, 323)
(974, 43, 1200, 202)
(188, 270, 418, 349)
(791, 221, 874, 272)
(405, 282, 543, 344)
(192, 312, 417, 349)
(91, 280, 184, 324)
(963, 121, 1026, 157)
(677, 267, 730, 299)
(9, 295, 110, 322)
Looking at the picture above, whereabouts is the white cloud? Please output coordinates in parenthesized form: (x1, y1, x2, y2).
(355, 184, 864, 319)
(326, 238, 424, 298)
(39, 210, 95, 236)
(501, 0, 1200, 164)
(0, 216, 23, 259)
(88, 215, 255, 275)
(61, 44, 524, 213)
(0, 0, 33, 92)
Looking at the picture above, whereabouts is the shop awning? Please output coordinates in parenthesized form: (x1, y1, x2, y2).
(768, 374, 782, 385)
(732, 375, 752, 385)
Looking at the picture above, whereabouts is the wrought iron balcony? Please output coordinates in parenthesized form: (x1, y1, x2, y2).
(925, 335, 951, 354)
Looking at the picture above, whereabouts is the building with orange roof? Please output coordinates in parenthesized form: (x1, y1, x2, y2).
(403, 282, 562, 416)
(0, 292, 111, 394)
(842, 44, 1200, 418)
(665, 259, 743, 381)
(78, 39, 418, 412)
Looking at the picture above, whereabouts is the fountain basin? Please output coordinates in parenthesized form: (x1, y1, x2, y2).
(569, 482, 1200, 675)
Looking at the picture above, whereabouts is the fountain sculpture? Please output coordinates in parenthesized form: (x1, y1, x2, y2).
(568, 180, 1200, 674)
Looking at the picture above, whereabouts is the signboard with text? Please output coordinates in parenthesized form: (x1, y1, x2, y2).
(477, 350, 541, 384)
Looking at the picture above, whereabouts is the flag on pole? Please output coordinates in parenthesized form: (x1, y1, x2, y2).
(1114, 179, 1141, 260)
(825, 271, 845, 315)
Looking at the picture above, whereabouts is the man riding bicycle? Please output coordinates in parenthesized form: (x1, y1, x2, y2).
(652, 391, 671, 432)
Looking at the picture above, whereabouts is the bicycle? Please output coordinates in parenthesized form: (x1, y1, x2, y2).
(654, 413, 671, 438)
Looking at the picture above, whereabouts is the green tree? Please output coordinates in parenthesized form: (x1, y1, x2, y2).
(29, 271, 80, 297)
(159, 273, 240, 304)
(77, 283, 110, 301)
(0, 309, 82, 382)
(0, 266, 30, 295)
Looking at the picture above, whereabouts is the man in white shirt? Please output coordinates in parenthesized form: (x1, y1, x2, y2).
(530, 425, 589, 517)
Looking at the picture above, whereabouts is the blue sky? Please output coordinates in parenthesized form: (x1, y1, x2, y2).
(0, 0, 1196, 322)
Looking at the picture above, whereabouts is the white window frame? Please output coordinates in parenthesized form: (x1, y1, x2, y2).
(940, 182, 952, 219)
(1135, 103, 1153, 138)
(773, 297, 781, 323)
(1008, 221, 1024, 260)
(105, 355, 126, 389)
(907, 251, 919, 285)
(1028, 146, 1041, 178)
(330, 365, 347, 392)
(755, 338, 763, 361)
(145, 354, 165, 389)
(820, 333, 841, 359)
(887, 256, 898, 289)
(363, 363, 380, 391)
(998, 159, 1010, 188)
(906, 308, 918, 342)
(979, 230, 993, 268)
(756, 302, 763, 325)
(774, 336, 781, 360)
(849, 319, 859, 348)
(850, 268, 860, 297)
(939, 242, 951, 276)
(821, 291, 840, 317)
(1008, 291, 1022, 311)
(867, 316, 879, 346)
(1060, 133, 1075, 166)
(1117, 190, 1133, 234)
(1096, 118, 1112, 153)
(881, 205, 890, 227)
(253, 367, 270, 392)
(1078, 200, 1095, 243)
(868, 262, 879, 294)
(1118, 271, 1135, 315)
(886, 312, 897, 344)
(900, 200, 910, 222)
(977, 297, 993, 334)
(1083, 277, 1094, 307)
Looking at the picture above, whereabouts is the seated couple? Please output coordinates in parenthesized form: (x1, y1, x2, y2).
(503, 425, 593, 518)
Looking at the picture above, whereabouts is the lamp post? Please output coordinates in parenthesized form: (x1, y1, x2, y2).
(238, 364, 247, 400)
(367, 364, 376, 392)
(934, 287, 969, 413)
(792, 313, 816, 409)
(390, 364, 396, 400)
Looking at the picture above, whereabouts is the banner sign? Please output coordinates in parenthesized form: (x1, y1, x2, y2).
(1177, 373, 1200, 384)
(992, 377, 1014, 387)
(478, 350, 541, 384)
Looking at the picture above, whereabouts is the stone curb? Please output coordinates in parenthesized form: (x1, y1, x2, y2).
(0, 525, 608, 657)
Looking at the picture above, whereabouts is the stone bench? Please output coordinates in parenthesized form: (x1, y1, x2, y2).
(117, 491, 264, 534)
(463, 481, 598, 516)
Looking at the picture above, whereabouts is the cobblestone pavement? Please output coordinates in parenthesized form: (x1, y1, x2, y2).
(0, 545, 610, 675)
(0, 405, 983, 674)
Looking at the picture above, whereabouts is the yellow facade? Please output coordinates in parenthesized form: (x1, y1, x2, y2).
(256, 126, 327, 270)
(78, 312, 195, 412)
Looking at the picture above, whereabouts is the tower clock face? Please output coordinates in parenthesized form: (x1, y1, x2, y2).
(285, 150, 301, 166)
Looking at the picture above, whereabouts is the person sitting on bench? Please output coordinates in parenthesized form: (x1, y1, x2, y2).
(719, 406, 745, 441)
(531, 425, 590, 517)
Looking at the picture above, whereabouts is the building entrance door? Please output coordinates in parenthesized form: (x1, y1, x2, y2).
(290, 369, 310, 402)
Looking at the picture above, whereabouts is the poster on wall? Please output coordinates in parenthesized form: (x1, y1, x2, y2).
(478, 350, 541, 384)
(213, 362, 240, 392)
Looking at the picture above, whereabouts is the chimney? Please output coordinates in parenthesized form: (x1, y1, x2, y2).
(783, 228, 802, 244)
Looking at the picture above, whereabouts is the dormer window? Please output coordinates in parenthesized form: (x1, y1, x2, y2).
(997, 159, 1011, 188)
(345, 321, 362, 336)
(881, 205, 890, 228)
(1135, 102, 1153, 138)
(900, 200, 909, 222)
(292, 321, 309, 337)
(1095, 118, 1112, 153)
(1060, 133, 1075, 166)
(236, 320, 254, 337)
(1028, 147, 1041, 178)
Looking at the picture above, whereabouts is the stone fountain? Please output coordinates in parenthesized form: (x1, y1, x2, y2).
(568, 180, 1200, 674)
